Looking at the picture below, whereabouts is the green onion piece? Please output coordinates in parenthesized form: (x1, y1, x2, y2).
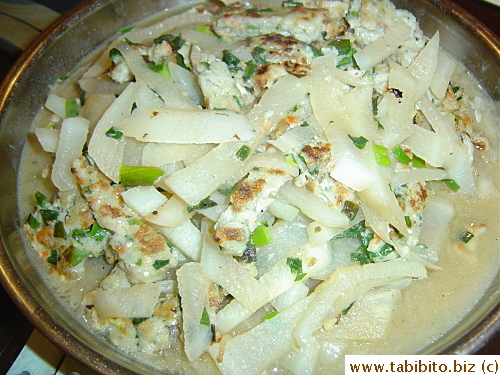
(342, 301, 355, 315)
(65, 99, 79, 118)
(441, 179, 461, 192)
(223, 49, 241, 67)
(64, 246, 87, 267)
(187, 196, 218, 213)
(252, 47, 268, 65)
(153, 34, 185, 51)
(452, 85, 460, 93)
(310, 166, 319, 175)
(119, 26, 134, 34)
(233, 95, 243, 109)
(236, 145, 251, 161)
(176, 54, 189, 70)
(200, 307, 210, 326)
(46, 250, 61, 265)
(392, 145, 411, 165)
(372, 144, 391, 166)
(136, 259, 143, 266)
(379, 243, 395, 256)
(263, 311, 280, 320)
(285, 156, 298, 166)
(39, 209, 59, 224)
(132, 317, 148, 325)
(27, 214, 41, 230)
(243, 61, 257, 80)
(153, 259, 170, 270)
(341, 200, 359, 221)
(109, 48, 122, 61)
(194, 25, 214, 35)
(53, 221, 67, 239)
(127, 218, 141, 226)
(35, 191, 48, 208)
(350, 10, 359, 17)
(332, 220, 366, 240)
(348, 134, 368, 149)
(372, 90, 379, 116)
(201, 61, 210, 70)
(252, 224, 273, 247)
(286, 257, 306, 281)
(404, 215, 412, 228)
(218, 183, 237, 196)
(309, 44, 323, 58)
(460, 231, 474, 244)
(149, 63, 172, 79)
(89, 221, 109, 241)
(105, 127, 123, 140)
(282, 0, 303, 6)
(412, 155, 426, 168)
(57, 76, 68, 83)
(300, 121, 310, 127)
(119, 165, 164, 186)
(330, 39, 352, 56)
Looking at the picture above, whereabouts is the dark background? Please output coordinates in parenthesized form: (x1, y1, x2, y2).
(0, 0, 498, 373)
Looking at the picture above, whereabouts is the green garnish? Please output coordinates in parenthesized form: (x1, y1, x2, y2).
(441, 179, 461, 192)
(132, 317, 148, 325)
(223, 49, 241, 67)
(119, 26, 134, 34)
(46, 250, 61, 266)
(309, 44, 323, 58)
(119, 165, 164, 186)
(404, 216, 412, 228)
(200, 307, 210, 326)
(342, 301, 355, 315)
(109, 48, 122, 61)
(412, 155, 426, 168)
(330, 39, 357, 68)
(233, 95, 243, 109)
(372, 144, 391, 166)
(187, 197, 217, 213)
(243, 61, 257, 80)
(286, 257, 306, 281)
(27, 214, 41, 230)
(53, 221, 67, 239)
(310, 166, 319, 175)
(452, 85, 460, 93)
(88, 221, 109, 241)
(341, 201, 359, 221)
(194, 25, 215, 35)
(39, 209, 59, 224)
(263, 311, 280, 320)
(136, 259, 143, 266)
(251, 223, 273, 247)
(348, 134, 368, 149)
(105, 127, 123, 140)
(149, 63, 172, 79)
(63, 246, 87, 267)
(153, 259, 170, 270)
(65, 99, 79, 118)
(57, 76, 68, 83)
(252, 47, 268, 65)
(285, 156, 298, 166)
(153, 34, 185, 51)
(236, 145, 251, 161)
(127, 218, 141, 226)
(332, 220, 366, 240)
(218, 183, 237, 196)
(392, 145, 411, 165)
(300, 121, 310, 127)
(35, 191, 48, 208)
(460, 231, 474, 244)
(176, 54, 189, 70)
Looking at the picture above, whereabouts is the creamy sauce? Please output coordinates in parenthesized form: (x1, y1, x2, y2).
(16, 2, 499, 374)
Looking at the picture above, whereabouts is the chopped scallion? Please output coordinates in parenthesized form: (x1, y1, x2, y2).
(348, 134, 368, 149)
(187, 196, 217, 213)
(53, 220, 67, 239)
(286, 257, 306, 281)
(35, 191, 48, 208)
(65, 99, 79, 118)
(46, 249, 61, 265)
(105, 127, 123, 140)
(341, 200, 359, 221)
(194, 25, 214, 36)
(153, 259, 170, 270)
(285, 156, 298, 166)
(236, 145, 251, 161)
(412, 155, 426, 168)
(342, 301, 355, 315)
(27, 214, 41, 229)
(119, 165, 164, 186)
(63, 246, 87, 267)
(251, 223, 273, 247)
(243, 61, 257, 80)
(460, 231, 474, 244)
(39, 209, 59, 224)
(200, 307, 210, 326)
(441, 179, 461, 192)
(392, 145, 411, 165)
(89, 221, 109, 241)
(223, 49, 241, 67)
(263, 311, 280, 320)
(372, 144, 391, 166)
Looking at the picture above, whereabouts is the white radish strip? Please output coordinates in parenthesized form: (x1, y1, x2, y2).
(430, 50, 456, 99)
(116, 106, 255, 143)
(78, 78, 128, 95)
(168, 61, 204, 107)
(44, 93, 67, 119)
(52, 117, 89, 191)
(354, 19, 413, 71)
(145, 194, 194, 228)
(404, 125, 450, 167)
(35, 128, 60, 153)
(142, 143, 214, 167)
(121, 186, 167, 217)
(134, 82, 166, 108)
(407, 31, 440, 100)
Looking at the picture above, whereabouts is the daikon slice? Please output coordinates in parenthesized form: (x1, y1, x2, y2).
(407, 31, 440, 100)
(142, 143, 214, 167)
(430, 50, 456, 99)
(78, 77, 128, 95)
(404, 125, 450, 167)
(93, 283, 160, 319)
(168, 61, 204, 107)
(145, 194, 194, 228)
(159, 219, 202, 261)
(353, 18, 413, 71)
(52, 117, 89, 191)
(121, 186, 167, 217)
(35, 128, 59, 153)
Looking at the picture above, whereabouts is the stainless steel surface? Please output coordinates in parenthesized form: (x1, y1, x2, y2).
(0, 0, 498, 373)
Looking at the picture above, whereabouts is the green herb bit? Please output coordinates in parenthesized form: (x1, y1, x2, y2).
(441, 179, 461, 192)
(286, 257, 306, 281)
(341, 200, 359, 221)
(452, 85, 460, 93)
(136, 259, 143, 266)
(460, 231, 474, 244)
(53, 221, 67, 239)
(310, 166, 319, 176)
(39, 209, 59, 224)
(223, 49, 241, 67)
(218, 183, 237, 196)
(372, 90, 379, 116)
(348, 134, 368, 149)
(252, 47, 268, 65)
(71, 228, 88, 242)
(233, 95, 243, 109)
(89, 221, 109, 241)
(153, 259, 170, 270)
(105, 127, 123, 141)
(149, 63, 172, 79)
(372, 144, 391, 166)
(342, 301, 355, 315)
(27, 214, 41, 229)
(57, 76, 68, 83)
(309, 44, 323, 58)
(392, 145, 411, 165)
(456, 95, 463, 101)
(63, 246, 87, 267)
(176, 54, 189, 70)
(236, 145, 251, 161)
(119, 26, 134, 34)
(379, 243, 395, 256)
(252, 223, 273, 247)
(153, 34, 185, 51)
(200, 307, 210, 326)
(65, 99, 79, 118)
(109, 48, 122, 61)
(35, 191, 49, 208)
(330, 39, 352, 56)
(119, 165, 164, 186)
(285, 156, 298, 166)
(412, 155, 426, 168)
(187, 196, 218, 213)
(132, 317, 148, 325)
(243, 61, 257, 80)
(404, 215, 412, 228)
(194, 25, 215, 36)
(127, 218, 142, 226)
(263, 311, 280, 320)
(47, 249, 61, 266)
(201, 61, 211, 70)
(332, 220, 366, 240)
(282, 1, 303, 7)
